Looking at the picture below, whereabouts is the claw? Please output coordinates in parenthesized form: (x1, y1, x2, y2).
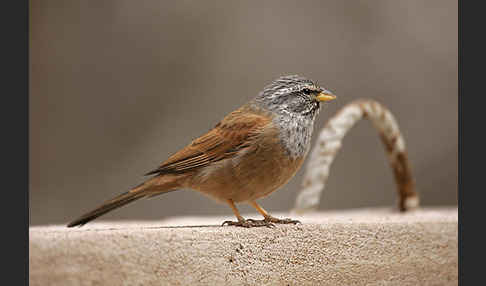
(222, 220, 236, 226)
(265, 217, 301, 225)
(222, 219, 275, 228)
(247, 219, 276, 228)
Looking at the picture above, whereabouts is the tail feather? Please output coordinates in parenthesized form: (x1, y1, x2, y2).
(67, 175, 184, 228)
(67, 190, 147, 227)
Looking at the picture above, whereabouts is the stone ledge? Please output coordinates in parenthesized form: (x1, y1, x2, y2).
(29, 207, 457, 286)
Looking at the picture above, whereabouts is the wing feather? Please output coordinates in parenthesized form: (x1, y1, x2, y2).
(145, 109, 270, 175)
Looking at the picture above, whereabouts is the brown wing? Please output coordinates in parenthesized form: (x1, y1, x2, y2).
(145, 108, 271, 176)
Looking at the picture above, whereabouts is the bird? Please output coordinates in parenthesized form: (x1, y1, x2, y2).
(67, 75, 336, 228)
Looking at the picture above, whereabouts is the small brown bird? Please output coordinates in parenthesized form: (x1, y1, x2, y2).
(67, 75, 336, 228)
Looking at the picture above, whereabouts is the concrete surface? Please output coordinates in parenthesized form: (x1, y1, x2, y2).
(29, 207, 457, 285)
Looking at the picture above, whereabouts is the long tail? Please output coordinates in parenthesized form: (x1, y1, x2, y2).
(67, 178, 177, 227)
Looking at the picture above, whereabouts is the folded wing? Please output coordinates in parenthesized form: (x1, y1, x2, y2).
(145, 109, 271, 175)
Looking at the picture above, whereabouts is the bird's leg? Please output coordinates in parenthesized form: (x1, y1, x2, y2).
(222, 199, 274, 228)
(250, 201, 301, 225)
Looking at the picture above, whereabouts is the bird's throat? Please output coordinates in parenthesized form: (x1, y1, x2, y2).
(273, 113, 315, 159)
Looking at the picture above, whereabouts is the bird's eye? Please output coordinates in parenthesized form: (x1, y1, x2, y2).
(302, 88, 312, 95)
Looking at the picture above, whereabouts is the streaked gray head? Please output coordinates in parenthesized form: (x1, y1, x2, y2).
(254, 75, 335, 120)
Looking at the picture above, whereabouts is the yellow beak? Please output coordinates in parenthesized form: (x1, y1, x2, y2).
(316, 91, 336, 102)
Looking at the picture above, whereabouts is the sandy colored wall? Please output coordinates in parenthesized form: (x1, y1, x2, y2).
(30, 208, 458, 285)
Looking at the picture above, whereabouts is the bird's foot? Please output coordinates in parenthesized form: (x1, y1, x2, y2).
(222, 219, 275, 228)
(264, 216, 301, 225)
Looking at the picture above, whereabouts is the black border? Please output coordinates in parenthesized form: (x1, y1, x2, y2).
(459, 0, 481, 284)
(3, 0, 29, 285)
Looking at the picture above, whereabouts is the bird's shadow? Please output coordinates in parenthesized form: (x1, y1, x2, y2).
(143, 224, 223, 229)
(71, 224, 227, 232)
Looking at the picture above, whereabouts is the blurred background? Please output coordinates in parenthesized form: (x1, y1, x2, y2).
(30, 0, 457, 225)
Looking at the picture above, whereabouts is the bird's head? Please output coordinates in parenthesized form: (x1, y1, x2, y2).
(255, 75, 336, 119)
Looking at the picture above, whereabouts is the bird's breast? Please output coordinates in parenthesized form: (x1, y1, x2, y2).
(188, 123, 306, 203)
(273, 113, 314, 159)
